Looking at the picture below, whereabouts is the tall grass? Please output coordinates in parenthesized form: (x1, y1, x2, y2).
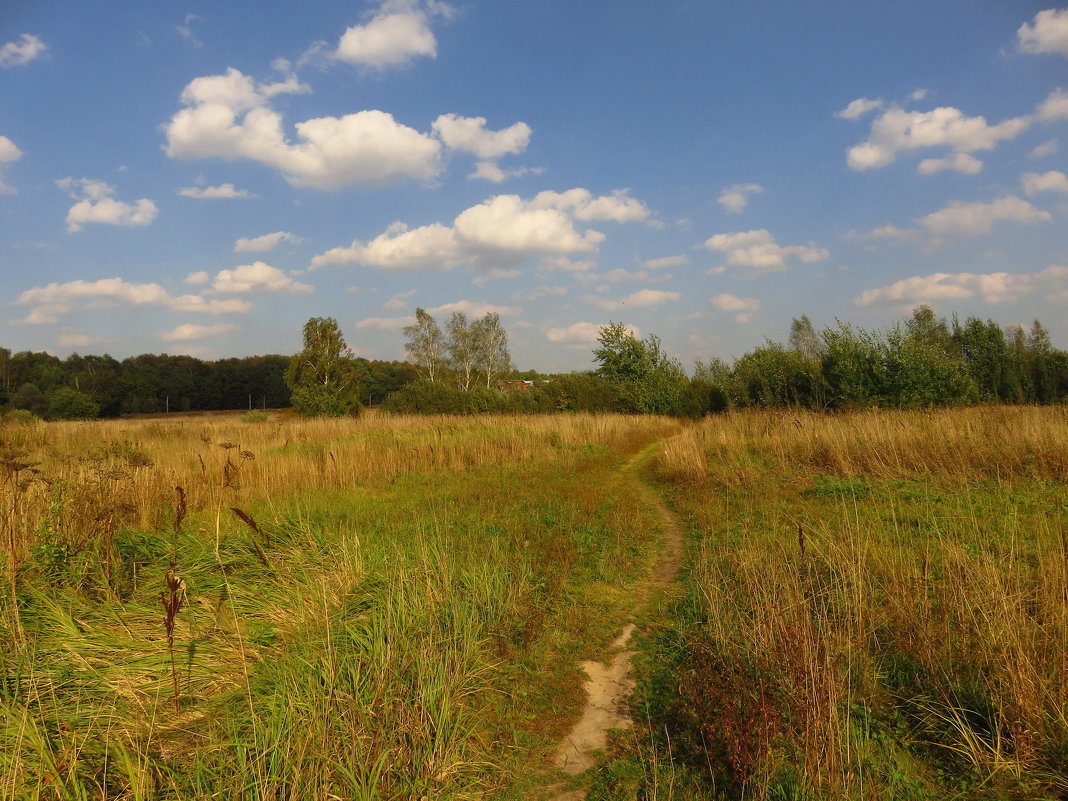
(602, 406, 1068, 800)
(0, 411, 681, 799)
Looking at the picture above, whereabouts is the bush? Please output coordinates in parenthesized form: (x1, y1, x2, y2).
(1, 408, 40, 425)
(46, 387, 100, 420)
(240, 410, 270, 423)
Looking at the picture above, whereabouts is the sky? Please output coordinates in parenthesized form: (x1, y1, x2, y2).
(1, 0, 1067, 372)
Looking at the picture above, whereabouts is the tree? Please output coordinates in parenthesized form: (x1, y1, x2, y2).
(473, 313, 511, 389)
(404, 308, 446, 383)
(284, 317, 361, 417)
(446, 313, 478, 391)
(593, 322, 687, 414)
(46, 387, 100, 420)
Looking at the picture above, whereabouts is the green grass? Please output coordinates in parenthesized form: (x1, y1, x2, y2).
(1, 426, 668, 800)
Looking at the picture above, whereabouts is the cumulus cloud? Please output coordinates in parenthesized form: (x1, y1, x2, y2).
(311, 189, 629, 272)
(530, 188, 651, 222)
(432, 113, 531, 159)
(717, 183, 764, 213)
(206, 262, 313, 294)
(702, 229, 829, 271)
(355, 315, 417, 330)
(56, 178, 158, 233)
(1018, 7, 1068, 58)
(918, 196, 1051, 237)
(836, 97, 884, 119)
(12, 277, 252, 324)
(0, 135, 22, 195)
(57, 333, 103, 348)
(1030, 138, 1059, 159)
(845, 89, 1068, 174)
(710, 293, 760, 323)
(427, 299, 520, 317)
(163, 67, 443, 190)
(1037, 89, 1068, 121)
(544, 321, 639, 346)
(178, 183, 256, 199)
(327, 0, 453, 70)
(917, 152, 983, 175)
(234, 231, 301, 252)
(468, 161, 543, 183)
(643, 254, 688, 269)
(185, 271, 210, 285)
(538, 256, 598, 273)
(1022, 170, 1068, 194)
(383, 289, 416, 310)
(0, 34, 46, 68)
(855, 264, 1068, 307)
(160, 323, 239, 342)
(587, 289, 680, 311)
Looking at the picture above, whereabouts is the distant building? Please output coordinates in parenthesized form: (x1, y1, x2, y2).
(497, 379, 535, 392)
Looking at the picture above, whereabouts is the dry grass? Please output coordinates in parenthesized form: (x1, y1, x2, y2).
(628, 405, 1068, 799)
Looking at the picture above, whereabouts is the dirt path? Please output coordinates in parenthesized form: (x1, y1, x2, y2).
(546, 439, 684, 799)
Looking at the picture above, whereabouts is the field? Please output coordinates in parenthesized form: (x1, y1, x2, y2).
(2, 406, 1067, 799)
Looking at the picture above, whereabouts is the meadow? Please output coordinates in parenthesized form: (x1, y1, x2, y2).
(2, 406, 1066, 800)
(0, 411, 680, 799)
(594, 406, 1068, 800)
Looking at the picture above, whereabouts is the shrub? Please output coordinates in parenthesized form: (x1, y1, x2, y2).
(46, 387, 100, 420)
(240, 410, 270, 423)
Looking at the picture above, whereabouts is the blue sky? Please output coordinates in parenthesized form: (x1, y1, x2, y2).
(1, 0, 1067, 371)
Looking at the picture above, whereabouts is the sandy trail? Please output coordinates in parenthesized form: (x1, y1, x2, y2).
(546, 439, 684, 799)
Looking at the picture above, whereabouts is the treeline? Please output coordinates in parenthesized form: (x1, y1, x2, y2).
(387, 307, 1068, 416)
(0, 348, 417, 420)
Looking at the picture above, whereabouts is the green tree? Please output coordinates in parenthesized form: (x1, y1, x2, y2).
(403, 308, 446, 383)
(446, 312, 478, 391)
(284, 317, 361, 417)
(593, 322, 686, 414)
(46, 387, 100, 420)
(473, 312, 512, 389)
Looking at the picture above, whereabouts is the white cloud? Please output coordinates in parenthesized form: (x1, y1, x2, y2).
(1037, 88, 1068, 121)
(163, 67, 444, 190)
(57, 333, 103, 348)
(383, 289, 416, 310)
(427, 299, 520, 317)
(836, 97, 884, 120)
(468, 161, 543, 183)
(472, 267, 521, 286)
(918, 195, 1051, 237)
(0, 34, 46, 68)
(185, 271, 210, 285)
(1022, 170, 1068, 195)
(703, 228, 829, 271)
(330, 0, 452, 70)
(1030, 138, 1059, 159)
(643, 254, 689, 269)
(234, 231, 301, 252)
(206, 261, 313, 294)
(0, 135, 22, 195)
(917, 152, 983, 175)
(845, 103, 1031, 172)
(56, 178, 158, 233)
(1018, 8, 1068, 58)
(710, 293, 760, 323)
(539, 256, 597, 273)
(12, 277, 253, 324)
(310, 189, 631, 273)
(178, 183, 256, 199)
(432, 113, 531, 159)
(355, 315, 416, 331)
(176, 13, 204, 48)
(530, 188, 651, 222)
(855, 264, 1068, 307)
(0, 136, 21, 163)
(910, 89, 929, 101)
(587, 288, 680, 311)
(160, 323, 239, 342)
(544, 321, 639, 346)
(717, 183, 764, 213)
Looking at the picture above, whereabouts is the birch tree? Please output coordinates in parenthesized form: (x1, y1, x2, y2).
(284, 317, 361, 416)
(403, 308, 446, 383)
(446, 312, 478, 391)
(473, 313, 511, 389)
